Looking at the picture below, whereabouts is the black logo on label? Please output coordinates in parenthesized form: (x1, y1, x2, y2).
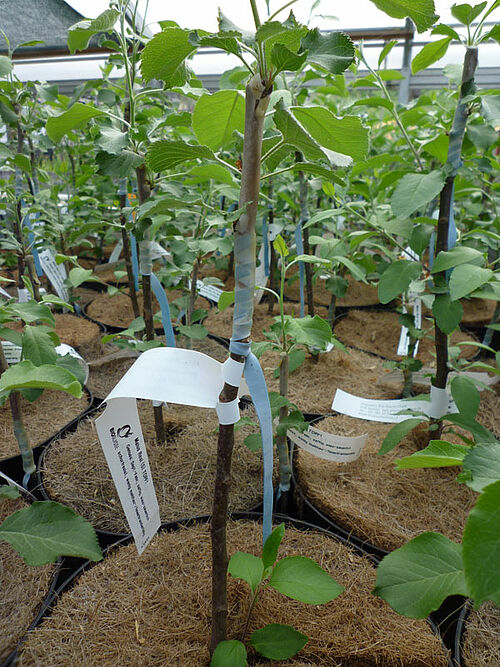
(117, 425, 132, 438)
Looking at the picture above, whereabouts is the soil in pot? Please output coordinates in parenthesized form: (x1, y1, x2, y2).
(285, 270, 381, 308)
(0, 496, 55, 663)
(86, 337, 229, 401)
(19, 520, 449, 666)
(334, 309, 478, 363)
(85, 290, 207, 331)
(41, 402, 268, 534)
(53, 313, 103, 359)
(294, 388, 500, 552)
(461, 602, 500, 666)
(0, 390, 91, 460)
(257, 345, 398, 414)
(204, 301, 328, 342)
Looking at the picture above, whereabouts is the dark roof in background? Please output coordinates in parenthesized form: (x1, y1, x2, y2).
(0, 0, 99, 57)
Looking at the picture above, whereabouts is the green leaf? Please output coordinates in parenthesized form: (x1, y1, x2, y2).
(462, 441, 500, 493)
(450, 376, 480, 420)
(301, 29, 355, 74)
(262, 523, 285, 569)
(285, 315, 332, 349)
(467, 123, 499, 151)
(451, 1, 487, 25)
(411, 37, 452, 74)
(269, 556, 344, 604)
(0, 56, 13, 77)
(140, 28, 195, 86)
(96, 127, 128, 155)
(9, 301, 54, 326)
(0, 485, 21, 499)
(391, 171, 446, 219)
(250, 624, 308, 661)
(176, 324, 207, 340)
(271, 43, 307, 73)
(56, 354, 86, 388)
(192, 91, 245, 151)
(22, 326, 58, 366)
(273, 234, 289, 258)
(378, 418, 427, 455)
(276, 410, 308, 436)
(185, 164, 235, 185)
(146, 140, 215, 172)
(189, 30, 243, 58)
(46, 103, 106, 143)
(12, 154, 32, 175)
(481, 95, 500, 124)
(291, 107, 368, 162)
(68, 267, 100, 288)
(431, 246, 484, 274)
(228, 551, 264, 593)
(67, 9, 119, 53)
(96, 150, 143, 178)
(0, 360, 82, 397)
(373, 533, 467, 618)
(378, 39, 399, 66)
(421, 134, 449, 164)
(367, 0, 439, 32)
(449, 265, 493, 301)
(217, 290, 235, 312)
(378, 260, 421, 304)
(243, 433, 262, 452)
(395, 440, 470, 469)
(432, 294, 463, 335)
(210, 640, 247, 667)
(273, 100, 346, 168)
(0, 501, 102, 566)
(352, 96, 393, 111)
(462, 480, 500, 606)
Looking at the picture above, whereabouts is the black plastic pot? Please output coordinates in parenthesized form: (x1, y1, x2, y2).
(0, 388, 95, 493)
(6, 512, 455, 667)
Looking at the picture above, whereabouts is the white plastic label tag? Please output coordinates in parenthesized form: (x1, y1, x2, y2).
(96, 399, 160, 555)
(38, 249, 69, 301)
(195, 279, 224, 303)
(332, 389, 457, 423)
(17, 287, 30, 303)
(95, 347, 248, 554)
(1, 341, 21, 364)
(397, 293, 422, 357)
(288, 425, 367, 462)
(108, 238, 124, 263)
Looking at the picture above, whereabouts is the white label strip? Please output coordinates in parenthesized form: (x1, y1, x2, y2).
(38, 249, 69, 301)
(17, 287, 30, 303)
(332, 389, 457, 423)
(2, 341, 21, 364)
(195, 279, 224, 303)
(108, 238, 124, 263)
(288, 425, 367, 462)
(96, 347, 248, 553)
(96, 399, 160, 555)
(397, 293, 422, 357)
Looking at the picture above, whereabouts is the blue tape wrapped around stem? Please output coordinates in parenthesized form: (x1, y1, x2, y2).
(230, 339, 273, 543)
(294, 222, 305, 317)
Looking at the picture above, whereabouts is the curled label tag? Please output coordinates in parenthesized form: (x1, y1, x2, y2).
(195, 279, 224, 303)
(96, 347, 248, 553)
(38, 249, 69, 301)
(332, 389, 457, 423)
(289, 426, 367, 462)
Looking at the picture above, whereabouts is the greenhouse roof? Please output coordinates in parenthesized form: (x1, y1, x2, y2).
(0, 0, 88, 57)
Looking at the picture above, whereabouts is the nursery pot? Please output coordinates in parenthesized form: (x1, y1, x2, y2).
(15, 513, 453, 667)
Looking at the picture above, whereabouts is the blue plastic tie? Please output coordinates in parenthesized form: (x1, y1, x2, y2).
(150, 273, 176, 348)
(428, 184, 457, 281)
(294, 223, 305, 317)
(130, 232, 139, 292)
(230, 339, 273, 543)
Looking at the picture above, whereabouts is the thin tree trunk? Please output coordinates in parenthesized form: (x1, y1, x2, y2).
(119, 192, 140, 319)
(211, 73, 270, 653)
(296, 157, 314, 316)
(135, 163, 165, 443)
